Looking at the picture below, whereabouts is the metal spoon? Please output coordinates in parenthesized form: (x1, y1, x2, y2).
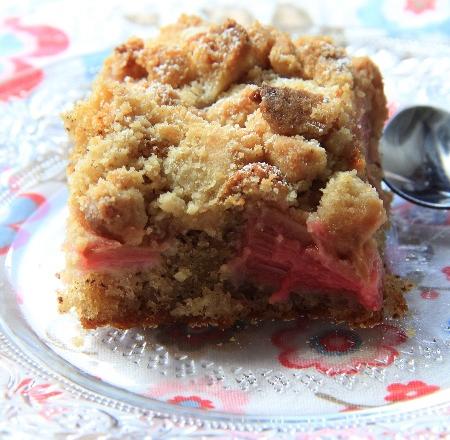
(380, 105, 450, 209)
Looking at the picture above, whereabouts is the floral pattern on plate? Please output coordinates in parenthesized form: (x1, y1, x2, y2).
(147, 379, 250, 414)
(272, 321, 407, 376)
(384, 380, 440, 402)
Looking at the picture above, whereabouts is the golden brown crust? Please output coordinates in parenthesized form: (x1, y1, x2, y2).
(264, 135, 327, 183)
(220, 162, 294, 208)
(312, 171, 386, 258)
(258, 85, 327, 138)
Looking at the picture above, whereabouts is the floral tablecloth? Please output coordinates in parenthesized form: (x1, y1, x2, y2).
(1, 0, 450, 438)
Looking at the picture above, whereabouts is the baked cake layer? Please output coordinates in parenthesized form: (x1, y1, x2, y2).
(60, 15, 408, 329)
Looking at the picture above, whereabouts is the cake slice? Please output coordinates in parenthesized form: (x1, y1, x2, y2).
(60, 15, 408, 329)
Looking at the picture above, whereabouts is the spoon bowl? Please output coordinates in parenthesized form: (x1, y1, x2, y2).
(381, 105, 450, 209)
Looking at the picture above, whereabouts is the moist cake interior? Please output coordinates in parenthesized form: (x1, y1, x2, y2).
(60, 15, 409, 329)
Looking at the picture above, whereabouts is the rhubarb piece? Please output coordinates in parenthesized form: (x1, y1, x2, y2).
(78, 239, 163, 271)
(60, 15, 408, 329)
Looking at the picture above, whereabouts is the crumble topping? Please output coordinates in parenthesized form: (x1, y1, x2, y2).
(64, 15, 387, 247)
(258, 85, 329, 138)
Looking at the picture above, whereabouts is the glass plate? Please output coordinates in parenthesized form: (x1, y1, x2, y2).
(1, 38, 450, 437)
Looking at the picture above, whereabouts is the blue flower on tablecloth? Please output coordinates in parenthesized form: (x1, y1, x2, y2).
(0, 32, 24, 57)
(0, 192, 46, 254)
(81, 49, 110, 80)
(444, 319, 450, 334)
(358, 0, 450, 37)
(0, 225, 16, 251)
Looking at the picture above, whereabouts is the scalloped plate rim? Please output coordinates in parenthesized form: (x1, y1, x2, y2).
(1, 41, 450, 430)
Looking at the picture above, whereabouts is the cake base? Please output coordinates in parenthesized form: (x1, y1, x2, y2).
(59, 270, 410, 330)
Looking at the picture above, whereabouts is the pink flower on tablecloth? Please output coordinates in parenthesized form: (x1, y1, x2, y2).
(391, 201, 450, 226)
(392, 200, 450, 227)
(386, 101, 398, 121)
(146, 378, 249, 414)
(272, 321, 407, 376)
(0, 17, 69, 100)
(385, 380, 440, 402)
(405, 0, 436, 15)
(420, 288, 440, 300)
(442, 266, 450, 281)
(168, 395, 215, 410)
(38, 405, 69, 421)
(13, 378, 62, 404)
(16, 290, 24, 305)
